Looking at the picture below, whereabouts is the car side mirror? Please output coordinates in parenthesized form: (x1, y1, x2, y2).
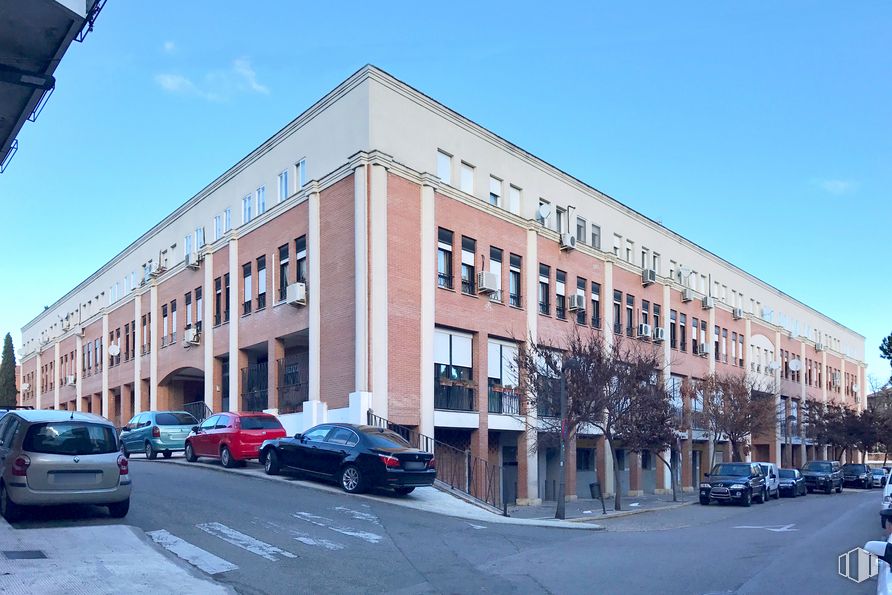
(294, 433, 303, 441)
(191, 426, 199, 433)
(704, 473, 710, 478)
(122, 427, 130, 432)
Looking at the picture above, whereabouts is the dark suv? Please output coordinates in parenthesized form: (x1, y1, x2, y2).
(700, 462, 768, 507)
(841, 463, 872, 489)
(801, 460, 842, 494)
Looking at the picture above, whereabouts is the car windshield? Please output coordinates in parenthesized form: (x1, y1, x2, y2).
(843, 464, 867, 472)
(23, 422, 118, 455)
(873, 469, 885, 475)
(240, 416, 283, 430)
(803, 462, 831, 473)
(779, 469, 796, 479)
(156, 412, 197, 426)
(363, 429, 411, 449)
(712, 464, 751, 477)
(758, 464, 770, 475)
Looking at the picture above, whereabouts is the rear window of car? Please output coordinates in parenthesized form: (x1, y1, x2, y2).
(363, 429, 411, 449)
(23, 422, 118, 455)
(779, 469, 796, 479)
(803, 462, 831, 473)
(239, 416, 283, 430)
(156, 412, 198, 426)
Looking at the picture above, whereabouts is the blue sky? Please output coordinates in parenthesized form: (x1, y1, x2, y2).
(1, 2, 889, 385)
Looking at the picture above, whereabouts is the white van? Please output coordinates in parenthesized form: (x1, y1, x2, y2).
(755, 462, 780, 500)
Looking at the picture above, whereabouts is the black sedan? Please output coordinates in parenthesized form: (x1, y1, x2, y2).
(778, 468, 807, 497)
(259, 423, 436, 495)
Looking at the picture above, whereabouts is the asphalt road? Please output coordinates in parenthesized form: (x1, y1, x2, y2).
(10, 458, 886, 594)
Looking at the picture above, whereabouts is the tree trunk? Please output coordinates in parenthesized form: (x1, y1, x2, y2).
(656, 451, 678, 502)
(610, 444, 623, 512)
(730, 440, 742, 462)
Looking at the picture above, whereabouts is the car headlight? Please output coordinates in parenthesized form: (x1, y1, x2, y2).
(860, 474, 868, 479)
(700, 483, 711, 488)
(730, 484, 745, 489)
(883, 496, 891, 504)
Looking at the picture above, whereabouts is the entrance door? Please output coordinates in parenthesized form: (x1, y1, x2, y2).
(502, 446, 518, 505)
(692, 449, 702, 484)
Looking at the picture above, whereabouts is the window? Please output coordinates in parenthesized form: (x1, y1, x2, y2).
(509, 253, 521, 307)
(641, 248, 649, 270)
(700, 320, 707, 350)
(256, 186, 266, 216)
(625, 294, 634, 335)
(487, 340, 520, 415)
(613, 234, 621, 257)
(437, 150, 452, 184)
(242, 195, 253, 224)
(555, 207, 565, 234)
(652, 252, 660, 274)
(214, 215, 222, 240)
(538, 199, 550, 226)
(184, 233, 193, 258)
(257, 256, 266, 310)
(591, 224, 601, 250)
(185, 292, 193, 329)
(243, 263, 252, 315)
(460, 236, 476, 294)
(295, 235, 307, 284)
(278, 169, 289, 202)
(653, 304, 661, 332)
(576, 277, 586, 324)
(214, 277, 222, 325)
(224, 208, 231, 232)
(691, 317, 699, 353)
(576, 217, 586, 244)
(460, 162, 474, 194)
(731, 332, 737, 365)
(195, 287, 203, 324)
(670, 310, 677, 348)
(296, 159, 307, 189)
(141, 314, 149, 353)
(642, 300, 650, 326)
(489, 247, 502, 302)
(162, 304, 169, 346)
(538, 264, 551, 315)
(738, 335, 744, 366)
(170, 300, 177, 343)
(437, 228, 454, 289)
(224, 273, 230, 322)
(196, 227, 205, 248)
(489, 176, 501, 207)
(508, 185, 521, 215)
(613, 290, 622, 334)
(591, 282, 601, 328)
(555, 270, 567, 320)
(714, 326, 720, 361)
(721, 328, 728, 363)
(626, 239, 634, 264)
(434, 329, 475, 411)
(679, 313, 686, 352)
(278, 244, 289, 300)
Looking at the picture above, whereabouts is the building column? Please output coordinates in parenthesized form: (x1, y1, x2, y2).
(354, 163, 369, 394)
(150, 284, 159, 410)
(203, 251, 215, 412)
(121, 383, 133, 426)
(53, 342, 60, 410)
(520, 227, 540, 505)
(134, 294, 142, 414)
(707, 304, 716, 375)
(101, 313, 109, 418)
(75, 333, 83, 412)
(228, 237, 240, 412)
(268, 337, 284, 410)
(419, 175, 436, 437)
(35, 353, 42, 410)
(368, 164, 388, 418)
(628, 451, 642, 496)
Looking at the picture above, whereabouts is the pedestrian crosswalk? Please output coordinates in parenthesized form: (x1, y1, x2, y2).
(149, 505, 385, 576)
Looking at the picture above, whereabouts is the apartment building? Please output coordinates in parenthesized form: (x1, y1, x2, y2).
(17, 65, 866, 505)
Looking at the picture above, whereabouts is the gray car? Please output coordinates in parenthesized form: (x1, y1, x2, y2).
(0, 410, 131, 522)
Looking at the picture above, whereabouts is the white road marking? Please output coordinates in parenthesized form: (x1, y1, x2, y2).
(250, 518, 346, 551)
(467, 523, 487, 530)
(334, 506, 381, 525)
(147, 530, 239, 575)
(196, 522, 298, 561)
(629, 502, 640, 507)
(733, 524, 798, 532)
(292, 512, 384, 544)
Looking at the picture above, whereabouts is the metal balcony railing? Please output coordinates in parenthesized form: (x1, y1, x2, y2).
(487, 388, 520, 415)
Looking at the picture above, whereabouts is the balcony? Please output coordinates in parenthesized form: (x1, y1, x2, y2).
(488, 387, 520, 415)
(240, 361, 268, 412)
(277, 357, 308, 414)
(435, 382, 475, 411)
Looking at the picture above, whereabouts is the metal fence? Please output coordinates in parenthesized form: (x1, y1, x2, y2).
(183, 400, 213, 423)
(240, 361, 268, 411)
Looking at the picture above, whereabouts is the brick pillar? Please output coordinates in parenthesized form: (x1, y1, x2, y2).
(566, 435, 578, 500)
(121, 384, 133, 426)
(235, 350, 249, 411)
(107, 388, 118, 426)
(516, 431, 531, 503)
(91, 392, 101, 415)
(155, 383, 171, 411)
(681, 438, 693, 492)
(140, 379, 151, 412)
(268, 338, 285, 411)
(629, 451, 643, 496)
(212, 358, 223, 413)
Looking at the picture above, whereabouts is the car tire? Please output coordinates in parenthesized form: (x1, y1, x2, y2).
(699, 497, 709, 505)
(107, 498, 130, 518)
(145, 442, 157, 460)
(120, 442, 129, 459)
(742, 490, 752, 507)
(185, 443, 197, 462)
(395, 487, 415, 496)
(0, 483, 22, 522)
(264, 449, 280, 475)
(773, 488, 779, 499)
(221, 446, 237, 469)
(340, 465, 365, 494)
(836, 484, 842, 494)
(163, 451, 172, 459)
(825, 483, 832, 494)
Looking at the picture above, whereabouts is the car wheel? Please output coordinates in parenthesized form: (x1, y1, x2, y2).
(185, 443, 197, 462)
(742, 490, 752, 507)
(221, 446, 237, 469)
(825, 483, 832, 494)
(394, 487, 415, 496)
(0, 483, 22, 522)
(264, 449, 280, 475)
(807, 487, 812, 493)
(836, 484, 842, 493)
(699, 497, 709, 505)
(145, 442, 157, 460)
(340, 465, 364, 494)
(773, 488, 779, 499)
(163, 451, 172, 459)
(107, 498, 130, 518)
(120, 442, 129, 459)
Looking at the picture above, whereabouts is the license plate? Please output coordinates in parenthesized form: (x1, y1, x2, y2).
(404, 462, 426, 470)
(50, 472, 100, 485)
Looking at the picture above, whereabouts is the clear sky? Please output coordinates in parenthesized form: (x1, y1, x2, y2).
(1, 2, 889, 385)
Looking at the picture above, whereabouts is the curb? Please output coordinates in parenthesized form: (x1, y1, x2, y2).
(564, 499, 696, 522)
(136, 456, 603, 531)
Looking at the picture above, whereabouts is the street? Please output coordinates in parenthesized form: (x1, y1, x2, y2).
(9, 458, 885, 594)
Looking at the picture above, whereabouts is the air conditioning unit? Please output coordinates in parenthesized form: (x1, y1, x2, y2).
(184, 327, 200, 346)
(815, 343, 825, 352)
(61, 319, 71, 331)
(698, 343, 710, 357)
(652, 327, 666, 342)
(286, 282, 307, 306)
(568, 294, 585, 311)
(682, 288, 694, 302)
(66, 375, 76, 386)
(750, 362, 757, 372)
(701, 296, 715, 310)
(185, 252, 201, 270)
(641, 268, 657, 286)
(559, 233, 576, 250)
(21, 383, 30, 392)
(732, 307, 743, 320)
(638, 323, 652, 339)
(853, 383, 860, 393)
(476, 271, 499, 294)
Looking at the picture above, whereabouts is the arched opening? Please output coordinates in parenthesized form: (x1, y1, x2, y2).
(158, 367, 204, 413)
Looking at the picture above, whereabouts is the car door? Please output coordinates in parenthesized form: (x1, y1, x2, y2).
(121, 415, 140, 450)
(295, 425, 333, 473)
(213, 414, 235, 457)
(0, 415, 17, 471)
(319, 427, 359, 478)
(193, 415, 219, 456)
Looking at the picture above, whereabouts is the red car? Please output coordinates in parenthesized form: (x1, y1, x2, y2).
(184, 412, 286, 468)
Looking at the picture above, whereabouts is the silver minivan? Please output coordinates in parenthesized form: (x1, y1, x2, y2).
(0, 410, 131, 521)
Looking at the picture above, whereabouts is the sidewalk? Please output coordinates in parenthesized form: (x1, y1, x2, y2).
(508, 492, 695, 522)
(0, 516, 230, 594)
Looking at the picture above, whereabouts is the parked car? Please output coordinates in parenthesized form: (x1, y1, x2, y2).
(778, 468, 807, 497)
(120, 411, 198, 460)
(185, 412, 286, 468)
(801, 460, 842, 494)
(0, 410, 131, 521)
(260, 423, 437, 495)
(699, 462, 768, 507)
(754, 462, 780, 499)
(841, 463, 873, 489)
(882, 477, 892, 519)
(873, 467, 889, 488)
